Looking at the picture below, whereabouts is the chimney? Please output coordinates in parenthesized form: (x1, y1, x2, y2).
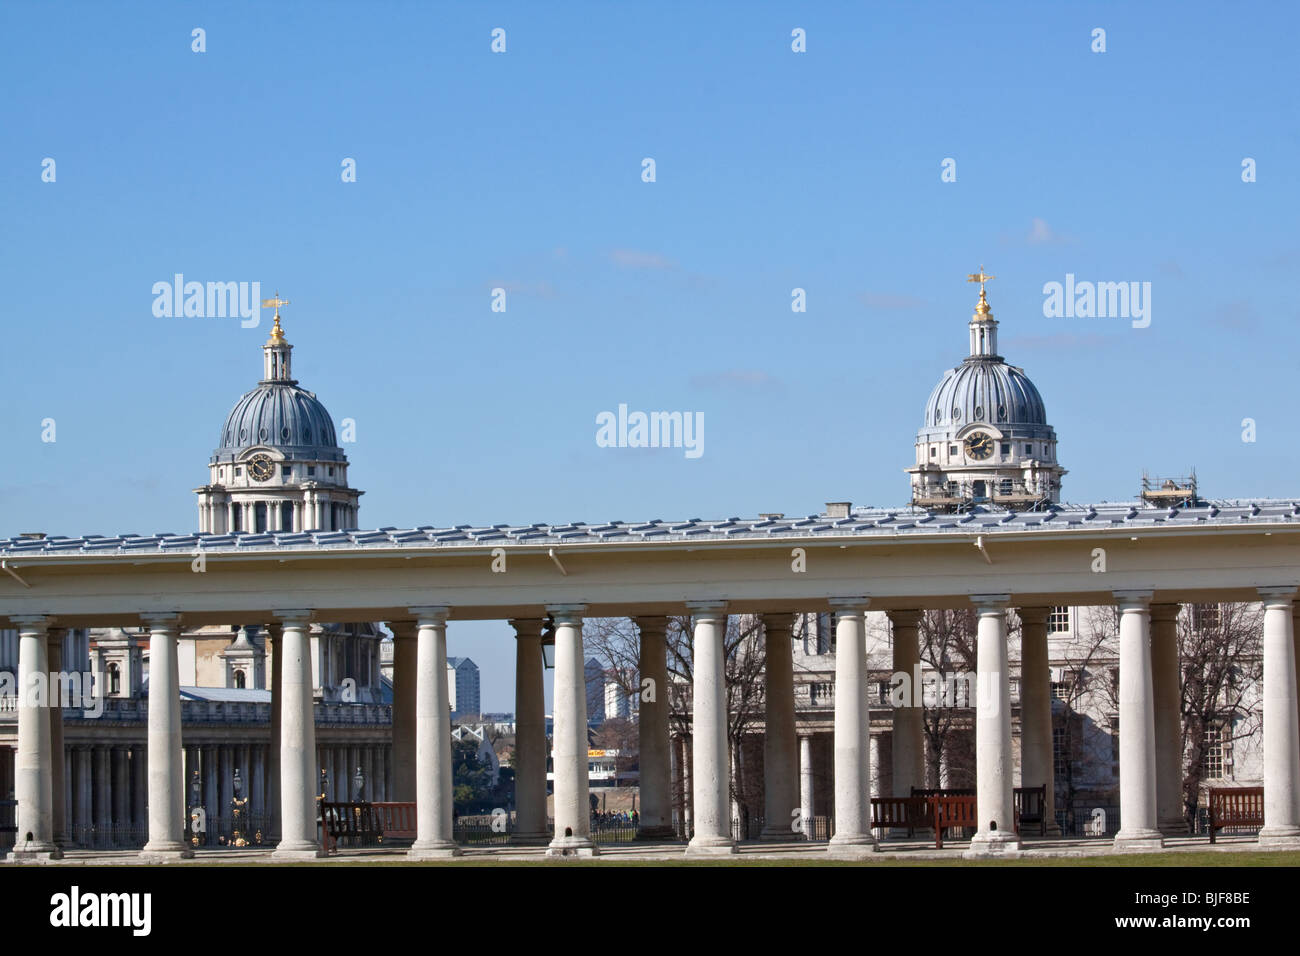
(758, 513, 785, 520)
(825, 502, 852, 519)
(18, 532, 46, 539)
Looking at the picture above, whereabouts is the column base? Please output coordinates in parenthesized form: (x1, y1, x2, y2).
(1158, 818, 1191, 836)
(271, 839, 325, 861)
(964, 830, 1021, 858)
(7, 841, 64, 863)
(509, 831, 552, 846)
(826, 834, 879, 859)
(1258, 826, 1300, 848)
(546, 836, 598, 858)
(139, 839, 194, 862)
(1113, 828, 1164, 851)
(1045, 823, 1064, 838)
(685, 834, 737, 856)
(635, 825, 677, 841)
(408, 841, 463, 860)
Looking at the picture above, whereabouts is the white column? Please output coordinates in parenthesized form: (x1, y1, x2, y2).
(1259, 588, 1300, 846)
(1150, 603, 1186, 835)
(685, 601, 735, 856)
(7, 616, 61, 860)
(547, 604, 597, 856)
(1018, 607, 1060, 836)
(272, 611, 323, 859)
(408, 606, 460, 858)
(827, 597, 877, 857)
(967, 595, 1020, 857)
(799, 734, 815, 841)
(1113, 590, 1164, 850)
(140, 614, 192, 860)
(887, 609, 924, 798)
(760, 613, 798, 840)
(112, 747, 129, 846)
(511, 619, 548, 843)
(390, 621, 417, 803)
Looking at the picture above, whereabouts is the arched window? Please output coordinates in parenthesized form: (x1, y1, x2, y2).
(234, 670, 246, 689)
(108, 662, 121, 695)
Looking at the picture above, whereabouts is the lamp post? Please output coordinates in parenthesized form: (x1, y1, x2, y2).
(188, 770, 204, 847)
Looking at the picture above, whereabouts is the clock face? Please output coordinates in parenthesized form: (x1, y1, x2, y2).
(248, 453, 275, 482)
(964, 432, 994, 460)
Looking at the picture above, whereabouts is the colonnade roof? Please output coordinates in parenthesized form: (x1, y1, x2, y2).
(4, 499, 1299, 558)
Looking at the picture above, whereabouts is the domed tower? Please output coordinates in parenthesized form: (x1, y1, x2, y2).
(907, 269, 1065, 511)
(195, 298, 362, 533)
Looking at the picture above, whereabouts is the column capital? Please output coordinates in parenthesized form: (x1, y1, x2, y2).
(970, 593, 1010, 611)
(408, 606, 451, 625)
(760, 612, 796, 634)
(886, 608, 923, 628)
(546, 604, 587, 626)
(8, 615, 51, 632)
(1258, 587, 1298, 606)
(1149, 603, 1181, 623)
(387, 620, 417, 639)
(1112, 590, 1154, 611)
(140, 613, 182, 629)
(272, 609, 314, 626)
(1016, 606, 1051, 626)
(509, 618, 545, 639)
(685, 600, 728, 618)
(828, 596, 870, 613)
(633, 616, 671, 633)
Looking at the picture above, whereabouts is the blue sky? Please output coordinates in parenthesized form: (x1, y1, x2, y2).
(2, 2, 1297, 708)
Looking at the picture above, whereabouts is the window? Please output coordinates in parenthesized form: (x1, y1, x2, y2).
(1051, 671, 1074, 700)
(1000, 478, 1013, 495)
(281, 465, 291, 478)
(1204, 724, 1232, 779)
(1192, 604, 1220, 632)
(307, 466, 316, 477)
(1047, 606, 1070, 632)
(949, 444, 958, 456)
(1001, 443, 1010, 456)
(1024, 444, 1033, 454)
(1109, 667, 1119, 694)
(815, 613, 836, 655)
(328, 467, 334, 477)
(1053, 724, 1070, 780)
(930, 446, 937, 458)
(234, 670, 246, 689)
(235, 467, 243, 477)
(108, 662, 120, 696)
(875, 680, 891, 706)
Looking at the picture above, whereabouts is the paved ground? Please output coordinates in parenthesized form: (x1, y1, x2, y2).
(8, 833, 1280, 864)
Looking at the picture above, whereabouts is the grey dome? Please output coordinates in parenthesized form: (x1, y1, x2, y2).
(920, 358, 1052, 438)
(212, 383, 344, 463)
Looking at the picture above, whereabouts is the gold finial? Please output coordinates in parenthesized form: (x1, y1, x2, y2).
(261, 292, 290, 343)
(966, 266, 995, 315)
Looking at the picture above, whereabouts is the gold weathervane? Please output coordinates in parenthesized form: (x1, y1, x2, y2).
(966, 266, 995, 314)
(262, 291, 290, 341)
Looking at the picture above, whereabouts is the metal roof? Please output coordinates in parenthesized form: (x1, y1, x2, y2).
(4, 499, 1298, 557)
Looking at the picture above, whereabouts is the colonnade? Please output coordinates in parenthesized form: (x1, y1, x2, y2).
(7, 587, 1300, 861)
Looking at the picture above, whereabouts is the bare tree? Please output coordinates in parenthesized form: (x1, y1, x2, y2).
(584, 614, 768, 830)
(1177, 603, 1262, 827)
(917, 609, 977, 788)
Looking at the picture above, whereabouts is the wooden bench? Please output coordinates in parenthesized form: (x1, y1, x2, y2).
(320, 801, 417, 854)
(1014, 785, 1047, 836)
(870, 796, 928, 837)
(870, 792, 978, 848)
(932, 795, 978, 848)
(0, 799, 15, 843)
(1208, 786, 1264, 843)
